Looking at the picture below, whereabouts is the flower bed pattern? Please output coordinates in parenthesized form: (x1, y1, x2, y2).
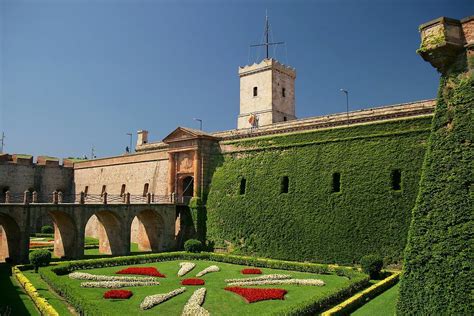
(227, 278, 325, 287)
(182, 287, 209, 316)
(116, 267, 166, 278)
(225, 274, 291, 283)
(103, 290, 133, 299)
(81, 280, 160, 288)
(241, 268, 262, 274)
(181, 278, 205, 285)
(69, 272, 156, 282)
(225, 286, 287, 303)
(140, 287, 186, 310)
(178, 262, 196, 277)
(196, 265, 220, 277)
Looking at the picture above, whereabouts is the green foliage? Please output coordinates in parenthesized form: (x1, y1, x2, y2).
(206, 117, 432, 264)
(397, 65, 473, 313)
(39, 252, 368, 315)
(29, 249, 51, 273)
(360, 255, 383, 279)
(40, 225, 54, 234)
(184, 239, 203, 253)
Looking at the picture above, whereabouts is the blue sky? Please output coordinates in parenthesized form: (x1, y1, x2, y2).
(0, 0, 471, 159)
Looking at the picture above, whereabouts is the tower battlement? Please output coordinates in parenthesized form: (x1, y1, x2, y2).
(0, 153, 75, 168)
(239, 58, 296, 78)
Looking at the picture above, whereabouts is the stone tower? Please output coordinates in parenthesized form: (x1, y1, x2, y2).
(237, 58, 296, 129)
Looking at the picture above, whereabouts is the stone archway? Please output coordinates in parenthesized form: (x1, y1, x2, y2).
(87, 211, 123, 255)
(0, 214, 21, 263)
(49, 211, 77, 259)
(131, 210, 164, 252)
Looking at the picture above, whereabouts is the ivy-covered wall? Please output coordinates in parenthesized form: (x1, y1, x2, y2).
(206, 117, 433, 264)
(397, 57, 473, 313)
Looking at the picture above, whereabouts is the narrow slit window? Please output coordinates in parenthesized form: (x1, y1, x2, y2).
(101, 185, 106, 196)
(280, 176, 289, 194)
(239, 178, 246, 195)
(120, 184, 126, 197)
(143, 183, 149, 197)
(283, 116, 287, 121)
(84, 186, 89, 197)
(332, 173, 341, 193)
(253, 87, 258, 97)
(391, 170, 402, 190)
(282, 87, 286, 97)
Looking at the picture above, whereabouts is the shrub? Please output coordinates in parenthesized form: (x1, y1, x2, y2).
(29, 249, 52, 273)
(41, 225, 54, 234)
(360, 255, 383, 279)
(184, 239, 203, 253)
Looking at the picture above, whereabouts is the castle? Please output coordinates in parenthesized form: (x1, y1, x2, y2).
(0, 15, 471, 270)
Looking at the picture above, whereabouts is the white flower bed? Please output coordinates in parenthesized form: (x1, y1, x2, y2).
(227, 278, 325, 287)
(224, 274, 291, 283)
(182, 288, 209, 316)
(140, 287, 186, 310)
(69, 272, 156, 282)
(196, 265, 220, 277)
(80, 280, 161, 288)
(178, 262, 196, 277)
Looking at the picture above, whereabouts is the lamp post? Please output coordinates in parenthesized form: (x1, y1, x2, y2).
(193, 118, 203, 131)
(126, 133, 133, 153)
(340, 89, 349, 125)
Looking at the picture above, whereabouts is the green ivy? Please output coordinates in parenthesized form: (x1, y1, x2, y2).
(397, 57, 473, 314)
(206, 117, 432, 264)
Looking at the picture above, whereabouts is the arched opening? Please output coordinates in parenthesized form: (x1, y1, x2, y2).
(0, 214, 21, 263)
(182, 176, 194, 197)
(48, 211, 77, 259)
(85, 211, 123, 255)
(130, 210, 164, 252)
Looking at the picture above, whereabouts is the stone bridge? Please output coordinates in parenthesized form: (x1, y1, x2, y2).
(0, 203, 177, 263)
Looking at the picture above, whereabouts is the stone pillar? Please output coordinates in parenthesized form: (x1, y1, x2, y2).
(193, 149, 201, 197)
(5, 191, 10, 203)
(23, 191, 29, 205)
(32, 191, 38, 203)
(79, 192, 85, 204)
(53, 191, 58, 204)
(168, 153, 176, 196)
(58, 192, 63, 204)
(147, 193, 152, 204)
(125, 193, 130, 205)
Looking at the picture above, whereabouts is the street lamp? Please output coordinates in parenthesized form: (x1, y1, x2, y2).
(126, 133, 133, 153)
(340, 89, 349, 125)
(193, 118, 203, 131)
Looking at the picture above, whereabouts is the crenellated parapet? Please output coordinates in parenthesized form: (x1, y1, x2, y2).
(418, 16, 474, 73)
(239, 58, 296, 78)
(0, 153, 75, 168)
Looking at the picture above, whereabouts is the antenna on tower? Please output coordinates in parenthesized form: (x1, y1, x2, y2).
(250, 11, 285, 60)
(0, 132, 5, 154)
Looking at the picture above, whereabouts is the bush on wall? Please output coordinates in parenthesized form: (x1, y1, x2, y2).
(206, 117, 432, 264)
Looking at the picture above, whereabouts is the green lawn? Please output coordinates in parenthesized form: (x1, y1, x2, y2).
(351, 283, 399, 316)
(47, 259, 357, 315)
(0, 264, 38, 316)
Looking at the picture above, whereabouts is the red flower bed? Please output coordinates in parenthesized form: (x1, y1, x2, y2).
(103, 290, 133, 299)
(181, 278, 205, 285)
(116, 267, 165, 278)
(225, 287, 287, 303)
(241, 268, 262, 274)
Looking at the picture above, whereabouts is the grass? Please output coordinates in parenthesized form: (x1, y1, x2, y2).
(351, 283, 399, 316)
(48, 259, 357, 315)
(0, 264, 38, 316)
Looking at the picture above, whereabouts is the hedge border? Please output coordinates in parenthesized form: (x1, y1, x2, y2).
(38, 252, 370, 316)
(12, 266, 59, 316)
(321, 271, 400, 315)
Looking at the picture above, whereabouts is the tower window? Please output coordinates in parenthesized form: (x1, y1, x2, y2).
(143, 183, 149, 197)
(280, 176, 289, 194)
(253, 87, 258, 97)
(120, 184, 126, 197)
(283, 116, 287, 121)
(239, 178, 246, 195)
(282, 87, 286, 97)
(391, 170, 402, 190)
(332, 173, 341, 193)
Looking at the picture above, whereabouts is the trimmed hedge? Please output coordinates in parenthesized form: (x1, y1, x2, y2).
(39, 252, 369, 315)
(397, 58, 473, 313)
(207, 117, 432, 264)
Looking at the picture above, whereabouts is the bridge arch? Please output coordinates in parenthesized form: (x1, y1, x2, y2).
(49, 210, 77, 259)
(0, 213, 21, 263)
(86, 210, 123, 255)
(131, 209, 164, 252)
